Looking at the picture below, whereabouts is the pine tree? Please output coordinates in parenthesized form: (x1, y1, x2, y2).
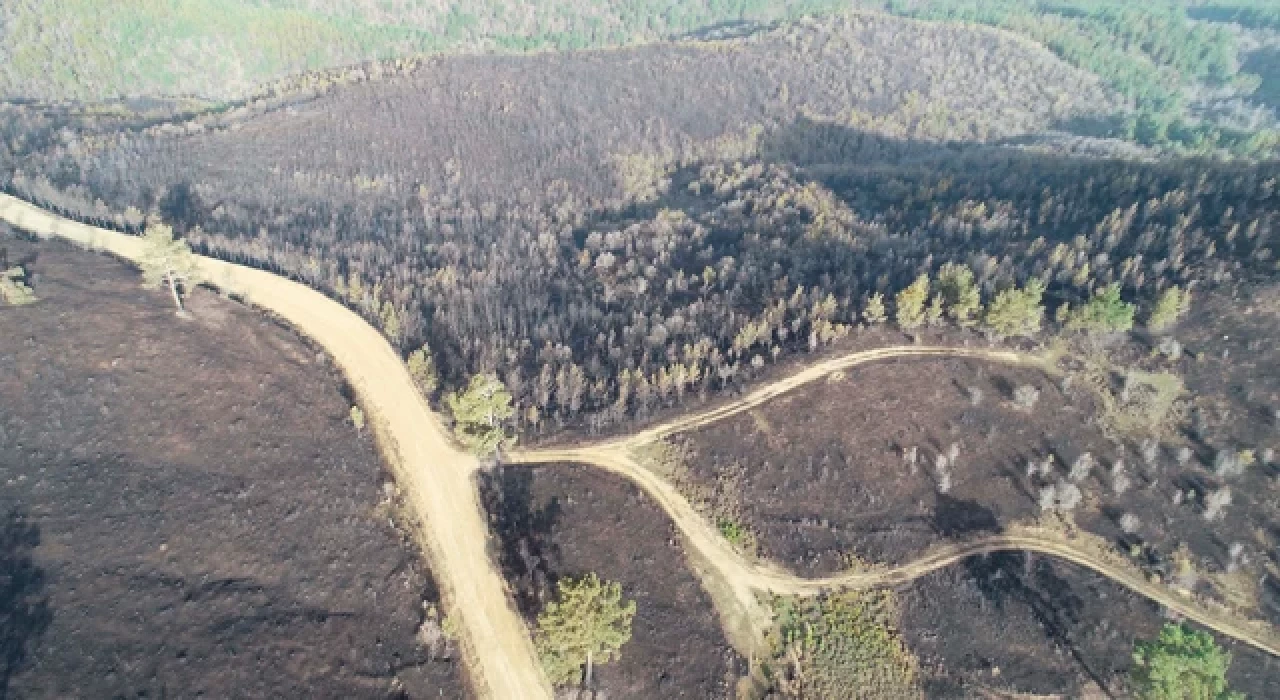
(895, 274, 930, 330)
(406, 344, 439, 397)
(1131, 623, 1243, 699)
(1067, 283, 1135, 334)
(1147, 286, 1191, 333)
(446, 373, 516, 456)
(982, 278, 1046, 338)
(535, 573, 636, 689)
(379, 301, 403, 345)
(138, 221, 203, 313)
(862, 292, 887, 325)
(936, 262, 981, 325)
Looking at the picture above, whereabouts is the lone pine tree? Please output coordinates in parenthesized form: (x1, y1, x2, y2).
(446, 373, 515, 456)
(139, 222, 202, 313)
(534, 573, 636, 689)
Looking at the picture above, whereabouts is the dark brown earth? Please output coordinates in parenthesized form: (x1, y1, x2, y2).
(479, 462, 743, 699)
(676, 290, 1280, 620)
(0, 234, 467, 698)
(900, 550, 1280, 698)
(674, 344, 1110, 575)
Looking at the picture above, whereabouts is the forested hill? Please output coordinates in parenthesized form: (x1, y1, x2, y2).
(0, 0, 851, 101)
(1, 1, 1277, 115)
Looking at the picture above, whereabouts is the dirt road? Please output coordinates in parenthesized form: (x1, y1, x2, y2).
(0, 194, 554, 700)
(8, 192, 1278, 690)
(617, 345, 1042, 447)
(510, 346, 1280, 661)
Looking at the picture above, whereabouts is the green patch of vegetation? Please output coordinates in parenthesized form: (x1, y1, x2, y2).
(717, 517, 752, 549)
(1189, 1, 1280, 31)
(894, 273, 930, 331)
(936, 262, 981, 327)
(1146, 285, 1192, 333)
(534, 573, 636, 688)
(138, 221, 203, 313)
(406, 343, 439, 397)
(1131, 622, 1244, 699)
(883, 0, 1278, 155)
(0, 267, 38, 306)
(445, 373, 516, 456)
(0, 0, 855, 101)
(766, 590, 920, 699)
(982, 278, 1046, 338)
(1067, 283, 1136, 335)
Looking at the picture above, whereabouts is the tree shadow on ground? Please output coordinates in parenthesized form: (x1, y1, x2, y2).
(0, 509, 51, 700)
(933, 494, 1001, 540)
(476, 467, 562, 617)
(964, 551, 1115, 698)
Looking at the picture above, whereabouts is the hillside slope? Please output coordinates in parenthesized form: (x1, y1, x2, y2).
(20, 13, 1113, 208)
(1, 0, 853, 101)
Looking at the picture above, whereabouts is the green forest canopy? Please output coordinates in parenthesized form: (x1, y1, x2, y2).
(3, 0, 1279, 125)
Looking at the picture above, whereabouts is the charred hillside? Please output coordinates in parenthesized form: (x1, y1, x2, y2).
(4, 14, 1276, 440)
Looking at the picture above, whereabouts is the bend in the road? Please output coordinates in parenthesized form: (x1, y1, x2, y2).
(10, 192, 1277, 689)
(0, 193, 554, 700)
(509, 344, 1280, 661)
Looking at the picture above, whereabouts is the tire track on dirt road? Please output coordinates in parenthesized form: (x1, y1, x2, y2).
(0, 193, 554, 700)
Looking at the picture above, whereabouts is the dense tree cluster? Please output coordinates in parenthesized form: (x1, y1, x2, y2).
(884, 0, 1280, 153)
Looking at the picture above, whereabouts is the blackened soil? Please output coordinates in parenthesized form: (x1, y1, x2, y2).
(479, 463, 743, 699)
(678, 353, 1110, 575)
(0, 237, 467, 698)
(678, 306, 1280, 629)
(901, 551, 1280, 698)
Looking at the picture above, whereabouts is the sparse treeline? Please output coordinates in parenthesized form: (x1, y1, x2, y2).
(12, 149, 1275, 438)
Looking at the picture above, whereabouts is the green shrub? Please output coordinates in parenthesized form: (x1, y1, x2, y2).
(717, 517, 751, 549)
(0, 267, 38, 305)
(770, 590, 919, 699)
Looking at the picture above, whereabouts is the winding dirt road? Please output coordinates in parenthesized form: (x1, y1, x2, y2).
(0, 194, 554, 700)
(7, 192, 1279, 694)
(510, 348, 1280, 661)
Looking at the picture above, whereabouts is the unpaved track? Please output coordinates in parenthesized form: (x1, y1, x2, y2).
(8, 193, 1278, 689)
(511, 347, 1280, 661)
(0, 194, 554, 700)
(616, 345, 1040, 448)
